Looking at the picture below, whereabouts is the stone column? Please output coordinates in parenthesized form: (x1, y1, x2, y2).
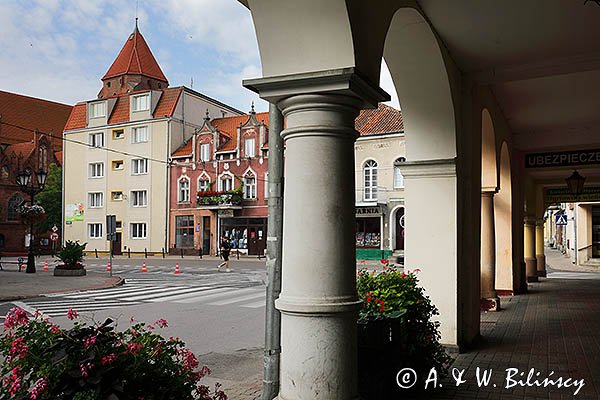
(481, 190, 500, 311)
(244, 69, 388, 400)
(535, 219, 546, 277)
(524, 217, 538, 282)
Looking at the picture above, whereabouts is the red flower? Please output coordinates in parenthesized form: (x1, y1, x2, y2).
(380, 259, 387, 265)
(66, 308, 78, 320)
(366, 296, 372, 303)
(413, 268, 421, 273)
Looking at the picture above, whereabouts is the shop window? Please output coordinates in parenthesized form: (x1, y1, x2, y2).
(356, 218, 381, 248)
(363, 160, 378, 201)
(175, 215, 194, 249)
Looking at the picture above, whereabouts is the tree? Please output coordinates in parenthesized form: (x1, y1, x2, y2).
(36, 163, 61, 234)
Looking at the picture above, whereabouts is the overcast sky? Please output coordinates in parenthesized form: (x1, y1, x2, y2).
(0, 0, 399, 113)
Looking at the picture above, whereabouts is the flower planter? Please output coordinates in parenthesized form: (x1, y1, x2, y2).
(54, 266, 86, 276)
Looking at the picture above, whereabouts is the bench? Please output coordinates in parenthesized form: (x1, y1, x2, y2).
(0, 257, 25, 271)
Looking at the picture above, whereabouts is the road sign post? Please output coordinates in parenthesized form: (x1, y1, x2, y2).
(106, 215, 117, 277)
(555, 214, 568, 226)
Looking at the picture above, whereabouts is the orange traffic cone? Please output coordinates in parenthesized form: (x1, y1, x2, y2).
(43, 261, 49, 271)
(106, 262, 111, 272)
(174, 263, 180, 275)
(141, 261, 147, 273)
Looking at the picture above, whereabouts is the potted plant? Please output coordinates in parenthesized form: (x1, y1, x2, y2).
(17, 203, 46, 224)
(54, 240, 87, 276)
(356, 261, 451, 398)
(0, 308, 228, 399)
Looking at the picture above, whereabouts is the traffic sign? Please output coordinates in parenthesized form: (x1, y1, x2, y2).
(52, 225, 58, 232)
(50, 233, 59, 241)
(555, 214, 568, 226)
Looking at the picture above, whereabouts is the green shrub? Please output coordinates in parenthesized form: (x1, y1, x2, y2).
(57, 240, 87, 269)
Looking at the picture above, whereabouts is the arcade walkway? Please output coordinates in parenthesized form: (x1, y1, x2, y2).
(428, 253, 599, 399)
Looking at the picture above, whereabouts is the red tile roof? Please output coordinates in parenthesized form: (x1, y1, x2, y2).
(63, 88, 183, 131)
(0, 90, 72, 150)
(55, 151, 63, 167)
(102, 28, 168, 82)
(5, 142, 35, 159)
(355, 103, 404, 135)
(216, 112, 269, 151)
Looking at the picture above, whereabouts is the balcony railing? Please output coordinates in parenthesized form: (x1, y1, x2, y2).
(196, 191, 243, 207)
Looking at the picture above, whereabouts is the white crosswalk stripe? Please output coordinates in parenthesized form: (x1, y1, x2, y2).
(20, 281, 266, 318)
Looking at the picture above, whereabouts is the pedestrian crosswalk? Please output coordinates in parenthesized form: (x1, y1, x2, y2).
(19, 281, 267, 318)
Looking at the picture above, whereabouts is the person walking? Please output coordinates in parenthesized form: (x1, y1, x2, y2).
(217, 237, 231, 272)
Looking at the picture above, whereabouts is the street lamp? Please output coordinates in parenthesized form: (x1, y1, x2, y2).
(15, 168, 48, 273)
(565, 170, 586, 197)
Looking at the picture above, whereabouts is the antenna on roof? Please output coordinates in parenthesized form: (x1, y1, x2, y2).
(190, 77, 194, 89)
(134, 0, 139, 32)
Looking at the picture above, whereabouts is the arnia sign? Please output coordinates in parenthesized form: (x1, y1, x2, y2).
(525, 149, 600, 168)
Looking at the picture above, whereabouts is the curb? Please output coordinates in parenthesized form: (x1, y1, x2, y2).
(0, 275, 125, 303)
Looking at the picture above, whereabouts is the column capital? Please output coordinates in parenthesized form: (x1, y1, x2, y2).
(398, 158, 457, 179)
(535, 219, 545, 227)
(481, 186, 498, 195)
(524, 216, 537, 225)
(243, 67, 389, 108)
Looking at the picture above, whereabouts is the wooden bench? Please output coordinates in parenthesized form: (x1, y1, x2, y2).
(0, 257, 25, 271)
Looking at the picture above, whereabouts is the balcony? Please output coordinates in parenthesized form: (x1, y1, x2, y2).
(196, 191, 243, 209)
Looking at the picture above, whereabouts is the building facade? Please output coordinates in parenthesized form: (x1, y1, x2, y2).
(62, 25, 241, 255)
(0, 90, 71, 254)
(170, 108, 269, 255)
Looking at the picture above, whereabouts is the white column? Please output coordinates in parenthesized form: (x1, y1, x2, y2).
(524, 217, 538, 282)
(481, 190, 500, 311)
(244, 69, 388, 400)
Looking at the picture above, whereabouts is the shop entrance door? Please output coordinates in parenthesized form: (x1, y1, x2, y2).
(113, 233, 122, 255)
(247, 224, 267, 256)
(395, 208, 405, 251)
(202, 216, 211, 255)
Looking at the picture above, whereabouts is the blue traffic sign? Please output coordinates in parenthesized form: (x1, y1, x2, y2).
(555, 214, 568, 226)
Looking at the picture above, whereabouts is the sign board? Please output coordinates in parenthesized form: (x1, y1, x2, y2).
(356, 206, 382, 217)
(555, 214, 568, 226)
(106, 215, 117, 241)
(545, 186, 600, 204)
(525, 149, 600, 168)
(50, 233, 59, 241)
(52, 225, 58, 233)
(65, 203, 84, 222)
(218, 209, 234, 218)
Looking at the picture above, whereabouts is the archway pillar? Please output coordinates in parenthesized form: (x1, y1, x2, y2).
(535, 219, 547, 277)
(524, 216, 538, 282)
(481, 189, 500, 311)
(244, 69, 388, 400)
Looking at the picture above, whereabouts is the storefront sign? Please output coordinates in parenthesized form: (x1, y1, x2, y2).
(356, 206, 381, 217)
(218, 209, 234, 218)
(545, 186, 600, 203)
(526, 149, 600, 168)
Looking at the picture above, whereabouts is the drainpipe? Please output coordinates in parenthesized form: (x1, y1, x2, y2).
(262, 103, 284, 400)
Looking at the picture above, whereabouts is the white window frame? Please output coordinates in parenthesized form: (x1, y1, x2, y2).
(131, 158, 148, 175)
(132, 126, 148, 143)
(178, 177, 190, 203)
(131, 190, 148, 207)
(245, 138, 255, 158)
(393, 157, 406, 189)
(132, 94, 150, 112)
(198, 178, 210, 192)
(89, 102, 106, 118)
(130, 223, 147, 239)
(264, 173, 269, 199)
(363, 159, 378, 202)
(88, 162, 104, 178)
(243, 172, 256, 199)
(89, 132, 104, 148)
(219, 173, 233, 192)
(88, 192, 103, 208)
(88, 223, 103, 239)
(200, 143, 211, 162)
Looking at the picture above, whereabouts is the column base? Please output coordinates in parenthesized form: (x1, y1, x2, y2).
(480, 297, 500, 312)
(536, 255, 546, 277)
(527, 275, 539, 283)
(525, 258, 538, 282)
(536, 270, 547, 277)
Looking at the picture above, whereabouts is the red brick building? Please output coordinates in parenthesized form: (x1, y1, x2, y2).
(0, 90, 72, 253)
(170, 107, 269, 255)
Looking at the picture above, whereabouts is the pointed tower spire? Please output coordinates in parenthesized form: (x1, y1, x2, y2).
(134, 17, 139, 33)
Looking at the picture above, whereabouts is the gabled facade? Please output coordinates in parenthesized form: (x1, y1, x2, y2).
(62, 26, 242, 254)
(170, 107, 269, 255)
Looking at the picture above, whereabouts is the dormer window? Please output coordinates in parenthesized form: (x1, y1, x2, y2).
(89, 102, 106, 118)
(245, 138, 255, 158)
(132, 93, 150, 112)
(200, 143, 210, 162)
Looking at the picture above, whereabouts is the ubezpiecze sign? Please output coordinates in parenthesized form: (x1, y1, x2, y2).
(525, 149, 600, 168)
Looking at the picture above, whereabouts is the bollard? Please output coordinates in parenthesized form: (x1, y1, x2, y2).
(95, 249, 98, 258)
(237, 249, 240, 260)
(128, 248, 131, 258)
(162, 248, 165, 258)
(199, 247, 203, 259)
(144, 248, 148, 259)
(180, 249, 184, 259)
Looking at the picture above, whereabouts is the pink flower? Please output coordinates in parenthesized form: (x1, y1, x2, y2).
(4, 367, 23, 397)
(10, 337, 28, 358)
(147, 324, 155, 330)
(101, 353, 117, 366)
(127, 342, 143, 355)
(28, 377, 47, 400)
(66, 308, 79, 320)
(413, 268, 421, 273)
(3, 307, 30, 329)
(83, 335, 97, 349)
(154, 318, 168, 328)
(360, 260, 366, 264)
(130, 317, 135, 323)
(79, 362, 93, 378)
(177, 347, 199, 370)
(49, 324, 61, 335)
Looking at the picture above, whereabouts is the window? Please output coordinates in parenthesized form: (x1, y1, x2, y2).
(132, 94, 150, 111)
(88, 192, 103, 208)
(112, 129, 124, 139)
(131, 190, 148, 207)
(175, 216, 194, 249)
(88, 223, 103, 239)
(89, 132, 104, 148)
(115, 221, 122, 229)
(7, 194, 24, 221)
(394, 157, 406, 189)
(131, 223, 147, 239)
(363, 160, 378, 201)
(1, 165, 9, 180)
(200, 143, 211, 162)
(132, 126, 148, 143)
(220, 175, 233, 192)
(111, 191, 123, 201)
(198, 179, 209, 192)
(112, 160, 124, 170)
(178, 177, 190, 203)
(89, 162, 104, 178)
(244, 172, 256, 199)
(131, 158, 148, 174)
(264, 173, 269, 199)
(89, 102, 106, 118)
(245, 138, 255, 158)
(39, 145, 48, 170)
